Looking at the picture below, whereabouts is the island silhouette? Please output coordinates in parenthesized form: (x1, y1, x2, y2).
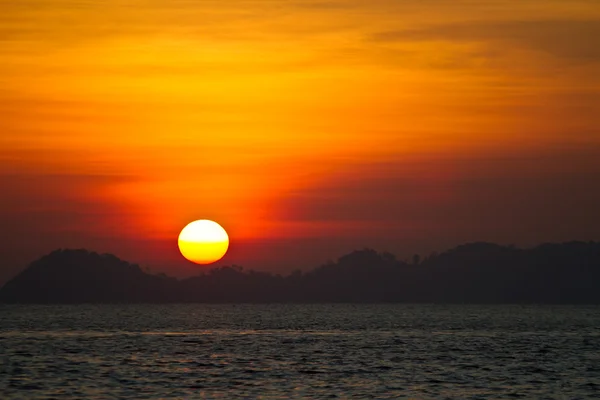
(1, 242, 599, 303)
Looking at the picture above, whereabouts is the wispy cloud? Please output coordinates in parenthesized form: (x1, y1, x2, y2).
(372, 19, 600, 64)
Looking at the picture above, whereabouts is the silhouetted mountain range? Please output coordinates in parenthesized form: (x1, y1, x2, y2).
(1, 242, 599, 303)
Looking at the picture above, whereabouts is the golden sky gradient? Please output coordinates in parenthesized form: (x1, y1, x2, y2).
(1, 0, 600, 280)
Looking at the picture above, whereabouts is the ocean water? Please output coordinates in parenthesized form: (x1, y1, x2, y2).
(1, 305, 599, 399)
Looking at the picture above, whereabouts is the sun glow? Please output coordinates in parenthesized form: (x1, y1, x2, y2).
(178, 220, 229, 264)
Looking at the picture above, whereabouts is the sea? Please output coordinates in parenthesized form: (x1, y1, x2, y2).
(1, 304, 599, 399)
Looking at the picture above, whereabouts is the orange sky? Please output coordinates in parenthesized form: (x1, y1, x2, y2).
(1, 0, 600, 282)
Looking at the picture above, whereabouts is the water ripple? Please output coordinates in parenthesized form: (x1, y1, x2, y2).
(1, 304, 599, 399)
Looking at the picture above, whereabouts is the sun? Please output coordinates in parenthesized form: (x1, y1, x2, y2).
(178, 220, 229, 264)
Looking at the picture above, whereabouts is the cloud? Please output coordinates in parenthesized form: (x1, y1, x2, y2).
(371, 19, 600, 64)
(276, 144, 600, 245)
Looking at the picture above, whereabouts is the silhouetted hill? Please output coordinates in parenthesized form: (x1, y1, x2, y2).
(0, 249, 177, 303)
(1, 242, 599, 303)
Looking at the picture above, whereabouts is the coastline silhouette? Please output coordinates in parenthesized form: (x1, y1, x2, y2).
(1, 242, 599, 304)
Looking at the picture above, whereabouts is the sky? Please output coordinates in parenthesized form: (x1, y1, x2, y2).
(1, 0, 600, 282)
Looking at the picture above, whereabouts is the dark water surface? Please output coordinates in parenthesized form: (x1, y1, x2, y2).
(1, 305, 599, 399)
